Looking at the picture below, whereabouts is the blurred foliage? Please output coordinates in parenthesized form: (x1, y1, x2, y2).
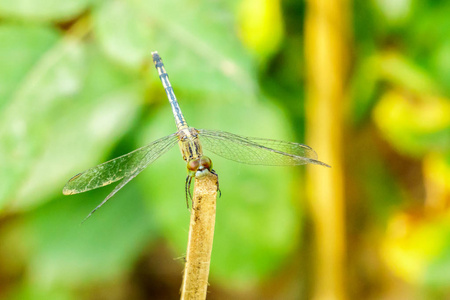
(0, 0, 449, 299)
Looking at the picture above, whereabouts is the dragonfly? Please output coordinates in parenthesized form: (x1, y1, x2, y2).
(63, 51, 330, 221)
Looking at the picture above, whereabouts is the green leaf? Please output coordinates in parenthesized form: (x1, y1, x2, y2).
(0, 0, 93, 22)
(1, 185, 157, 288)
(425, 240, 450, 288)
(0, 24, 62, 207)
(93, 0, 256, 97)
(383, 212, 450, 289)
(0, 25, 60, 107)
(378, 52, 439, 95)
(6, 284, 75, 300)
(372, 90, 450, 156)
(93, 0, 154, 68)
(350, 54, 381, 125)
(0, 24, 143, 210)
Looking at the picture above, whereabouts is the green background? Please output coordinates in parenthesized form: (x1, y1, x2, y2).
(1, 0, 450, 299)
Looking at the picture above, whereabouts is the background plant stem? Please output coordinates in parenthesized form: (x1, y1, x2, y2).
(305, 0, 350, 299)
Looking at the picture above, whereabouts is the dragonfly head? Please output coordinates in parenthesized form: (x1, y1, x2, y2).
(187, 156, 213, 178)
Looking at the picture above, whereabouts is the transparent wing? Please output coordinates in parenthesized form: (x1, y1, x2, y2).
(198, 129, 330, 167)
(82, 168, 142, 222)
(63, 133, 179, 195)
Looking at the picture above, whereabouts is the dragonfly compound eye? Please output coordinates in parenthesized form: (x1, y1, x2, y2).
(187, 159, 200, 172)
(199, 157, 212, 171)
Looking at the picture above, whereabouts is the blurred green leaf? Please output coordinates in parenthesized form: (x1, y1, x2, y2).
(0, 24, 143, 210)
(93, 0, 256, 97)
(373, 91, 450, 156)
(424, 152, 450, 192)
(0, 25, 59, 107)
(350, 55, 381, 125)
(383, 212, 450, 289)
(0, 0, 93, 22)
(237, 0, 284, 62)
(7, 284, 75, 300)
(360, 154, 403, 224)
(0, 24, 63, 206)
(407, 2, 450, 94)
(432, 41, 450, 94)
(425, 241, 450, 289)
(1, 185, 156, 289)
(379, 52, 439, 95)
(373, 0, 412, 26)
(93, 0, 154, 68)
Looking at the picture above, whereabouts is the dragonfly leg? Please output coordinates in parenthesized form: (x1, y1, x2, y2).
(185, 170, 219, 209)
(185, 175, 194, 208)
(210, 169, 221, 198)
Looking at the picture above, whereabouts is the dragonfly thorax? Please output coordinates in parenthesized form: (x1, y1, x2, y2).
(187, 156, 213, 178)
(177, 127, 203, 162)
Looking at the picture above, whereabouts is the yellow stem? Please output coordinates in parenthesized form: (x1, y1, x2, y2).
(180, 172, 218, 300)
(305, 0, 350, 299)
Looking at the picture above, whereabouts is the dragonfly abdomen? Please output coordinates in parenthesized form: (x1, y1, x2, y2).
(151, 51, 188, 130)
